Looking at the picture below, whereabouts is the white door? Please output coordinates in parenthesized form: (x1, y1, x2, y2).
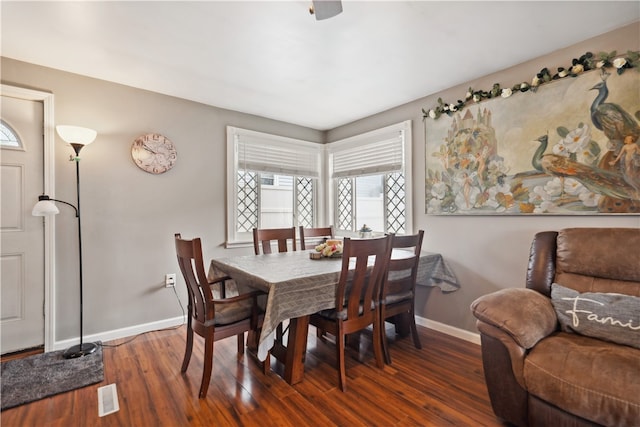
(0, 95, 45, 354)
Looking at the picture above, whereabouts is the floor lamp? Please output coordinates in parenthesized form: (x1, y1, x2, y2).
(32, 125, 98, 359)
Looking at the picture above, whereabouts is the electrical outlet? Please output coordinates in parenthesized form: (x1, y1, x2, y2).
(165, 273, 176, 287)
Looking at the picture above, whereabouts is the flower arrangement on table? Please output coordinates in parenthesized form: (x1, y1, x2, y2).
(314, 240, 343, 258)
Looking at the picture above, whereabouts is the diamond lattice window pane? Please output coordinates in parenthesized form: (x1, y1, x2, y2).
(386, 172, 405, 234)
(337, 178, 353, 231)
(237, 171, 258, 232)
(297, 177, 314, 228)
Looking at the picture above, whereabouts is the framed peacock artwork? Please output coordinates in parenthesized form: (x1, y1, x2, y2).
(425, 67, 640, 215)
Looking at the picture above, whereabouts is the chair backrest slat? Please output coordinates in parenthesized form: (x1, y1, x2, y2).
(252, 227, 297, 255)
(299, 226, 334, 250)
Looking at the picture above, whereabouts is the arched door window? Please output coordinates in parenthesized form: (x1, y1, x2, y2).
(0, 120, 22, 148)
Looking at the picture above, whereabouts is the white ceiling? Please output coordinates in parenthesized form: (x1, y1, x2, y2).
(2, 1, 639, 130)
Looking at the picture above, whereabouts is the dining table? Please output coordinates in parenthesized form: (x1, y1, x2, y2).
(208, 248, 459, 385)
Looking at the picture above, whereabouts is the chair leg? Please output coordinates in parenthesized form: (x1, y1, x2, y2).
(199, 331, 214, 398)
(237, 332, 245, 355)
(372, 317, 385, 369)
(381, 312, 392, 365)
(336, 324, 347, 392)
(410, 312, 422, 349)
(181, 321, 194, 373)
(262, 352, 271, 375)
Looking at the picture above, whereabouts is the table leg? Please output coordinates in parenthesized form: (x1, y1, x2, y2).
(284, 315, 310, 385)
(389, 314, 410, 337)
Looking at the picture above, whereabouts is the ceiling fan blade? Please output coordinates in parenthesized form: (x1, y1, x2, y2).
(311, 0, 343, 20)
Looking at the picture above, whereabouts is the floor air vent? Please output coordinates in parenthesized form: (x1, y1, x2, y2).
(97, 383, 120, 417)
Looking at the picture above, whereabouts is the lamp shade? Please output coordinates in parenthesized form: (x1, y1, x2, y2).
(32, 199, 60, 216)
(56, 125, 97, 146)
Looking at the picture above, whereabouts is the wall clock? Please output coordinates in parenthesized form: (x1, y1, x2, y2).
(131, 133, 177, 174)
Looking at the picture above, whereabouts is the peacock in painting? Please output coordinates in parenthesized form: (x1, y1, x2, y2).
(528, 72, 640, 212)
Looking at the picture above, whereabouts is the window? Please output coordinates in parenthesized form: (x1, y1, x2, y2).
(226, 121, 411, 246)
(0, 120, 21, 148)
(227, 127, 323, 245)
(327, 121, 412, 235)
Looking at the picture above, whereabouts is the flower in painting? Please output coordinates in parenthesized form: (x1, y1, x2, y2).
(431, 181, 447, 199)
(487, 158, 508, 176)
(563, 178, 585, 195)
(552, 139, 570, 157)
(543, 178, 564, 197)
(534, 200, 557, 214)
(579, 190, 600, 207)
(577, 147, 598, 165)
(501, 88, 513, 98)
(428, 109, 437, 119)
(596, 60, 606, 69)
(473, 93, 481, 103)
(557, 68, 569, 78)
(428, 197, 443, 213)
(562, 125, 591, 154)
(571, 64, 584, 74)
(531, 76, 542, 87)
(529, 185, 552, 205)
(613, 57, 627, 69)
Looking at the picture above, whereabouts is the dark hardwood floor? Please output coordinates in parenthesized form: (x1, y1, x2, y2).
(1, 324, 505, 426)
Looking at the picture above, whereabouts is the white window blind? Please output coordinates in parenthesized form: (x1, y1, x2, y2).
(231, 127, 321, 178)
(329, 125, 405, 178)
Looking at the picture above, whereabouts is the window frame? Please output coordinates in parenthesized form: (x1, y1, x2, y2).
(226, 126, 325, 247)
(326, 120, 412, 236)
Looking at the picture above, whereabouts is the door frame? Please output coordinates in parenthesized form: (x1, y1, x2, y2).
(2, 84, 55, 352)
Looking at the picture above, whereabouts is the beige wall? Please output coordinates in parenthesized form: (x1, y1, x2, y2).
(328, 22, 640, 332)
(1, 22, 638, 345)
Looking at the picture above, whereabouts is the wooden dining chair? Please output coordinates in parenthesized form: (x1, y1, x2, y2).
(299, 225, 334, 250)
(309, 235, 393, 392)
(252, 227, 297, 350)
(379, 230, 424, 364)
(174, 233, 268, 398)
(252, 227, 297, 255)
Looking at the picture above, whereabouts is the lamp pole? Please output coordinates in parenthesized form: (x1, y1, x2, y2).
(62, 143, 97, 359)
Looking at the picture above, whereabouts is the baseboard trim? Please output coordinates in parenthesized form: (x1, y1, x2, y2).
(53, 316, 185, 351)
(415, 315, 481, 345)
(54, 315, 480, 351)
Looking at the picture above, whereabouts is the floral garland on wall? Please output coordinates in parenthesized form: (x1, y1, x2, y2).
(422, 50, 640, 120)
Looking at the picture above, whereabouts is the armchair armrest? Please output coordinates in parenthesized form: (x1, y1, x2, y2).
(472, 288, 557, 405)
(208, 274, 232, 299)
(212, 290, 262, 305)
(470, 288, 557, 349)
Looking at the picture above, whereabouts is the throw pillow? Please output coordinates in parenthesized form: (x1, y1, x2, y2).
(551, 283, 640, 349)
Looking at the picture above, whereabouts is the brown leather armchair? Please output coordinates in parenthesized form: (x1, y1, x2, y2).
(471, 228, 640, 427)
